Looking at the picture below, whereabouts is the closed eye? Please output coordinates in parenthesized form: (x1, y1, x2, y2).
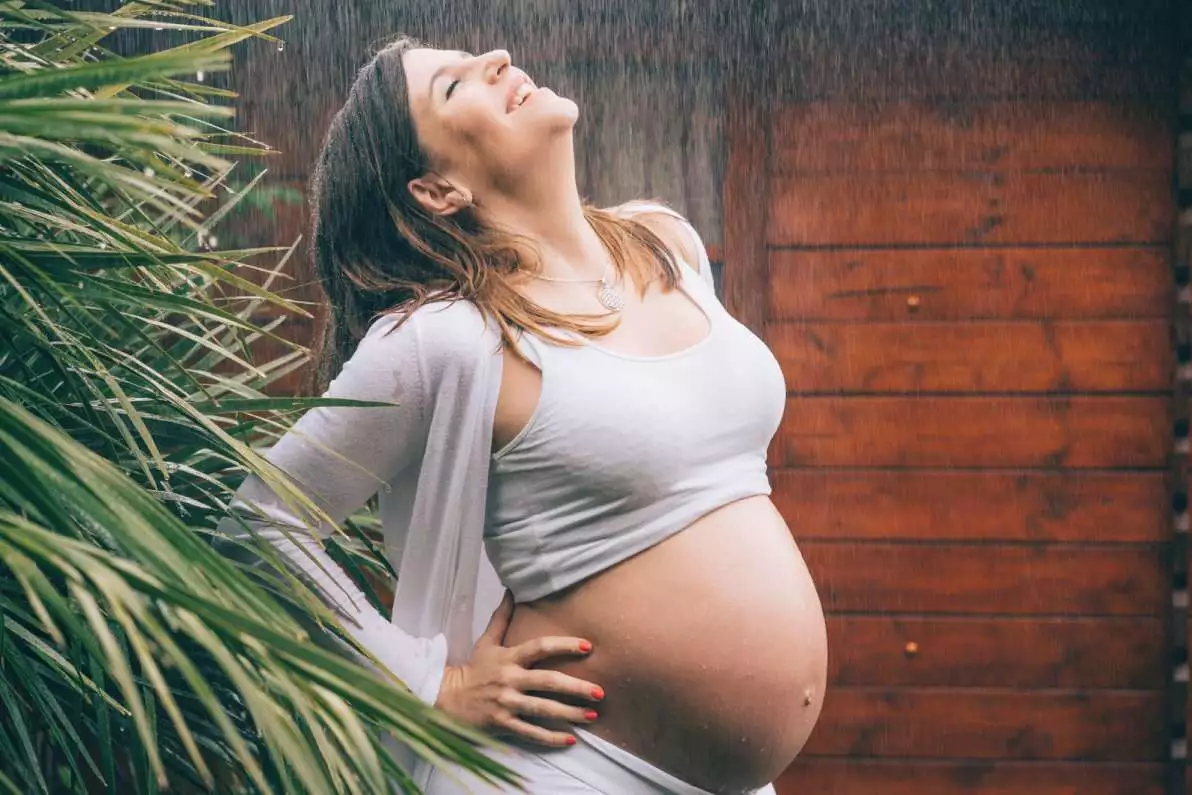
(446, 79, 460, 99)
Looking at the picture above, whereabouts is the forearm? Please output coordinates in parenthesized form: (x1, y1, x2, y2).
(217, 503, 448, 704)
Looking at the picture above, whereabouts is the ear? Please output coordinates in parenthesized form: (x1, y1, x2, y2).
(408, 173, 473, 216)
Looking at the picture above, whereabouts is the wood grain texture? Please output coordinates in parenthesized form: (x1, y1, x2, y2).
(777, 759, 1165, 795)
(772, 102, 1174, 173)
(826, 616, 1167, 688)
(768, 248, 1174, 321)
(803, 542, 1168, 616)
(801, 688, 1166, 760)
(771, 470, 1171, 542)
(769, 321, 1173, 394)
(771, 14, 1175, 103)
(770, 397, 1172, 469)
(768, 171, 1173, 247)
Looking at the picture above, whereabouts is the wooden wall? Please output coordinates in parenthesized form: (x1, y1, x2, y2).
(223, 1, 1186, 791)
(732, 3, 1183, 794)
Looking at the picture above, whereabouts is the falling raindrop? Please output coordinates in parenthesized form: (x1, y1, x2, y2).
(143, 167, 155, 178)
(196, 71, 205, 82)
(276, 41, 286, 52)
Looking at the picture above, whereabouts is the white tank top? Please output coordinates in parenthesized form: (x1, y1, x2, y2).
(485, 257, 787, 603)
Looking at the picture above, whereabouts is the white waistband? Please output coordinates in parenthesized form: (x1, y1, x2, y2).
(532, 729, 726, 795)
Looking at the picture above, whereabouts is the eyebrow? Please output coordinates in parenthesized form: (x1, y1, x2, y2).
(427, 51, 471, 102)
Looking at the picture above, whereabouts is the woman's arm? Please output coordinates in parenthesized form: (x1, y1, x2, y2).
(219, 308, 606, 745)
(216, 312, 448, 704)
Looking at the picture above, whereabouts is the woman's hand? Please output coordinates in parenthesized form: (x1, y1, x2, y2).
(434, 591, 604, 747)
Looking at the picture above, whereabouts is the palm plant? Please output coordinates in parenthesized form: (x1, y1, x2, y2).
(0, 2, 515, 792)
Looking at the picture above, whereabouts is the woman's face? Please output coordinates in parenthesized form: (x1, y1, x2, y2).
(401, 47, 578, 208)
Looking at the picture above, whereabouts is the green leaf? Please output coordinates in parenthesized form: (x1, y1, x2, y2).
(0, 4, 519, 792)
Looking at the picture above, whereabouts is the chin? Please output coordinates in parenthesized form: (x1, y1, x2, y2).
(557, 95, 580, 120)
(537, 91, 580, 127)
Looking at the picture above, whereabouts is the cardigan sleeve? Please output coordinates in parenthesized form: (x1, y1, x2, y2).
(215, 312, 448, 705)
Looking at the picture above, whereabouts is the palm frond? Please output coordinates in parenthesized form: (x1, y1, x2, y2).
(0, 3, 520, 793)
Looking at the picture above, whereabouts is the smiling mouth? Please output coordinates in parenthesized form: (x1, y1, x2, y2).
(508, 80, 537, 112)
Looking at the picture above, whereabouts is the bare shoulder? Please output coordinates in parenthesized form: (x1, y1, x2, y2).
(608, 200, 705, 275)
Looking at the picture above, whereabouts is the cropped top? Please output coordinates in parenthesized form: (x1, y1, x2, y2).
(213, 203, 779, 790)
(486, 233, 786, 602)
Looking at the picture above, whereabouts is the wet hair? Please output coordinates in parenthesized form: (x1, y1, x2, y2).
(306, 35, 683, 394)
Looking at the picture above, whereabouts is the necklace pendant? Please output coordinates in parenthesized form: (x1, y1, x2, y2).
(598, 278, 625, 312)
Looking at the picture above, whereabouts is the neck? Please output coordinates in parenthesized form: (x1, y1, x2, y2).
(477, 143, 608, 279)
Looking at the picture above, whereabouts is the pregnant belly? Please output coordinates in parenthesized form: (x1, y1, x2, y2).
(502, 496, 827, 793)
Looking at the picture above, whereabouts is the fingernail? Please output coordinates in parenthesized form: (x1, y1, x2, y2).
(591, 687, 605, 700)
(566, 736, 577, 746)
(584, 710, 599, 721)
(578, 640, 592, 653)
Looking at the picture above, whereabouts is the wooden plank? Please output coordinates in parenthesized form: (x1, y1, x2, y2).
(721, 71, 770, 336)
(772, 18, 1174, 102)
(769, 321, 1172, 394)
(772, 102, 1174, 173)
(776, 51, 1173, 103)
(802, 688, 1165, 761)
(771, 471, 1170, 543)
(777, 759, 1165, 795)
(803, 542, 1168, 616)
(768, 171, 1174, 246)
(770, 397, 1171, 469)
(826, 616, 1166, 689)
(767, 248, 1173, 322)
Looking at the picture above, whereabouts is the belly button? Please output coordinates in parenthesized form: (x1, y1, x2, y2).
(802, 687, 815, 707)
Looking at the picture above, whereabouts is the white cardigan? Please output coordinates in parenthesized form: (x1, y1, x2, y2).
(219, 299, 510, 788)
(218, 205, 713, 789)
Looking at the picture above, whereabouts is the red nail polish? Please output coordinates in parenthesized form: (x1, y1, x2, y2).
(591, 687, 605, 700)
(584, 710, 599, 721)
(566, 736, 577, 746)
(578, 640, 592, 653)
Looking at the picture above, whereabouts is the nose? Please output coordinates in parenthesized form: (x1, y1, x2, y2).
(478, 49, 512, 84)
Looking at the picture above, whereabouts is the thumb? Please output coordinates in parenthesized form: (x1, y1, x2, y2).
(477, 589, 514, 647)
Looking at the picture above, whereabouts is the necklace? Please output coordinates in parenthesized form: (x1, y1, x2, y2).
(529, 264, 625, 312)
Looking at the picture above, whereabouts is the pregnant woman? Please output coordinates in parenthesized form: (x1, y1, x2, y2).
(220, 36, 826, 795)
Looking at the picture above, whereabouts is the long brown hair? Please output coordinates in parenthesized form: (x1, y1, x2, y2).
(306, 36, 682, 395)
